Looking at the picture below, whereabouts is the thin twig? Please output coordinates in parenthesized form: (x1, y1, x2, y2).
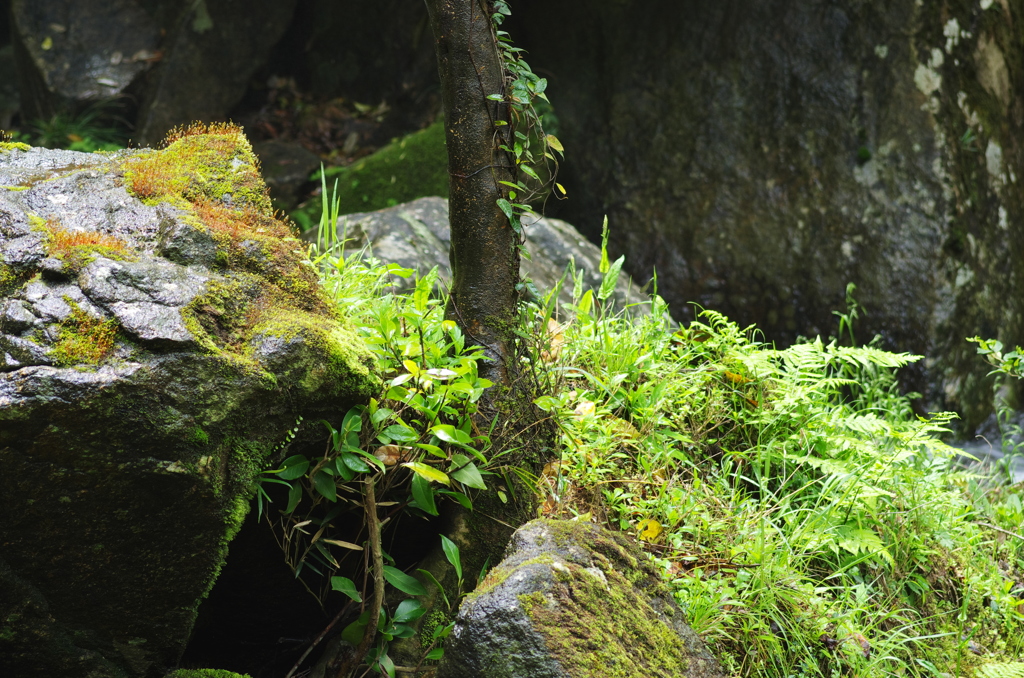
(285, 601, 353, 678)
(978, 521, 1024, 541)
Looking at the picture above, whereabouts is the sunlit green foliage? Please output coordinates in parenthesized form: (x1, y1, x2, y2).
(527, 258, 1024, 677)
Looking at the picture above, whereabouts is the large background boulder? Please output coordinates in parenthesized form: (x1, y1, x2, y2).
(505, 0, 1024, 427)
(0, 130, 375, 677)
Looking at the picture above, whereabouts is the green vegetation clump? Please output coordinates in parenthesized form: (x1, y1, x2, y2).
(523, 267, 1024, 677)
(0, 141, 31, 153)
(166, 670, 253, 678)
(43, 223, 132, 273)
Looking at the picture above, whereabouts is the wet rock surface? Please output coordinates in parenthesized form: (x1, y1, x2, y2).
(0, 139, 375, 677)
(437, 519, 725, 678)
(507, 0, 1024, 427)
(303, 196, 647, 310)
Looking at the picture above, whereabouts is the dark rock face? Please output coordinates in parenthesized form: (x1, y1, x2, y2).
(0, 135, 375, 677)
(437, 519, 725, 678)
(10, 0, 160, 120)
(304, 196, 647, 309)
(135, 0, 299, 144)
(507, 0, 1024, 427)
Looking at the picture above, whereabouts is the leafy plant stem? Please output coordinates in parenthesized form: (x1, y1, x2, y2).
(338, 475, 385, 678)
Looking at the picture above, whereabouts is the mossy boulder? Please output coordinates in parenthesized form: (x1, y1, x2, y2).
(0, 128, 376, 678)
(312, 119, 448, 219)
(436, 519, 725, 678)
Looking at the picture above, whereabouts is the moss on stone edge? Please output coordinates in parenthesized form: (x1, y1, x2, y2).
(49, 302, 120, 367)
(314, 118, 449, 219)
(517, 557, 691, 678)
(0, 142, 31, 153)
(166, 670, 253, 678)
(122, 126, 375, 399)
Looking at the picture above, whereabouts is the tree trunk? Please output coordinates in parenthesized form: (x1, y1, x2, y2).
(424, 0, 518, 388)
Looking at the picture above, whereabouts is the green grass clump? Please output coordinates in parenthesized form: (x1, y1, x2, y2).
(522, 267, 1024, 677)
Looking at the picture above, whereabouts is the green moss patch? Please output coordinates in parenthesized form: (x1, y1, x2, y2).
(313, 119, 448, 220)
(519, 560, 692, 678)
(49, 303, 120, 367)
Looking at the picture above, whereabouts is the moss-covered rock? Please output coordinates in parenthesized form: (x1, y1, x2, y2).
(436, 519, 725, 678)
(0, 130, 376, 677)
(312, 119, 448, 220)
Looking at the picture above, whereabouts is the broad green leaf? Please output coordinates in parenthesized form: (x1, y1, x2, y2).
(441, 535, 462, 580)
(313, 471, 337, 502)
(403, 461, 451, 486)
(393, 599, 426, 624)
(383, 565, 427, 596)
(341, 610, 370, 645)
(341, 452, 371, 473)
(451, 454, 487, 490)
(382, 423, 419, 442)
(277, 455, 309, 480)
(411, 473, 439, 516)
(330, 576, 362, 602)
(439, 489, 473, 510)
(426, 648, 444, 661)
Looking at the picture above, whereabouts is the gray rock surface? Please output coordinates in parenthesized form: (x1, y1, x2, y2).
(506, 0, 1024, 427)
(437, 519, 725, 678)
(304, 196, 648, 310)
(0, 138, 375, 677)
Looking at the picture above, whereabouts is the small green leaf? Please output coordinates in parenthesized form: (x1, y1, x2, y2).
(411, 473, 439, 516)
(330, 576, 362, 602)
(599, 215, 610, 273)
(519, 164, 540, 182)
(383, 565, 427, 596)
(598, 255, 625, 301)
(285, 482, 303, 514)
(441, 535, 462, 580)
(403, 461, 451, 486)
(546, 134, 564, 153)
(496, 198, 514, 221)
(426, 648, 444, 661)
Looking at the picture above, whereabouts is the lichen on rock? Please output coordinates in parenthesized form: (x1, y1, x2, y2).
(0, 127, 375, 677)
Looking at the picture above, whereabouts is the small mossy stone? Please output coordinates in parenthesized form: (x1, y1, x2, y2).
(166, 670, 253, 678)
